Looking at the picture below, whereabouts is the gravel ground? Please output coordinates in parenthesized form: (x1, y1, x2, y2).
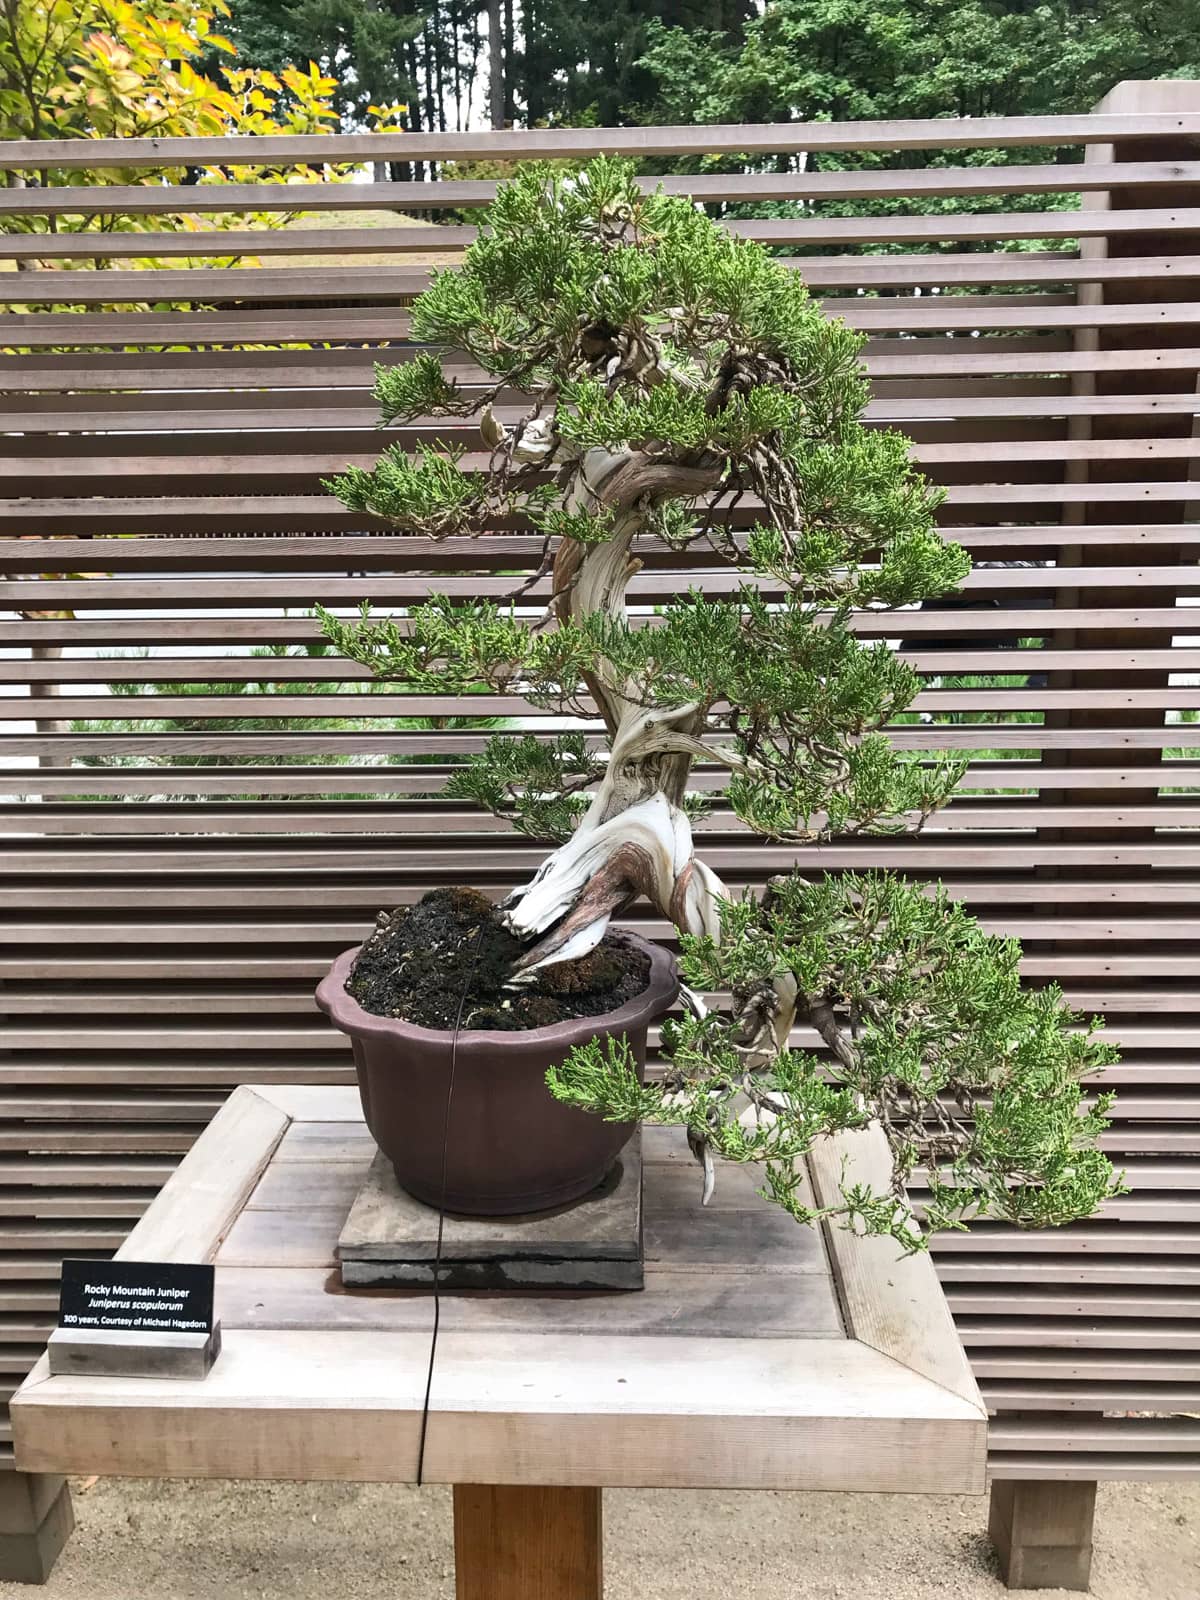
(0, 1476, 1195, 1600)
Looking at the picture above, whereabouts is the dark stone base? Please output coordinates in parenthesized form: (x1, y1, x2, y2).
(338, 1135, 643, 1290)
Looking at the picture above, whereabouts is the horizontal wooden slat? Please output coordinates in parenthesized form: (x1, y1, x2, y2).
(3, 563, 1196, 607)
(6, 306, 1189, 359)
(11, 262, 1200, 321)
(5, 908, 1200, 943)
(0, 164, 1182, 213)
(0, 236, 1173, 274)
(9, 645, 1198, 682)
(2, 605, 1193, 647)
(5, 764, 1198, 799)
(6, 113, 1200, 171)
(4, 951, 1185, 981)
(0, 684, 1194, 721)
(0, 987, 1184, 1020)
(6, 726, 1199, 757)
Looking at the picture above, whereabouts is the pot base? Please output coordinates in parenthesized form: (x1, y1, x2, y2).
(338, 1138, 644, 1291)
(393, 1160, 617, 1218)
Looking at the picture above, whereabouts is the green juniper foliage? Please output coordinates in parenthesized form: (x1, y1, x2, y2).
(320, 157, 1121, 1247)
(549, 874, 1122, 1253)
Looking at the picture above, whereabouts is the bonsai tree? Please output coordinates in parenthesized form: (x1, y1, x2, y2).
(319, 158, 1122, 1251)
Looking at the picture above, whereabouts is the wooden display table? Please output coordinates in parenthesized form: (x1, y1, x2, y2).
(12, 1085, 986, 1598)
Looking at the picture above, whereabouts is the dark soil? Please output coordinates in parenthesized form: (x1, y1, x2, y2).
(346, 886, 651, 1031)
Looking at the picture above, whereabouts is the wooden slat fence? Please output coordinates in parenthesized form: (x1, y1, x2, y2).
(1, 78, 1199, 1483)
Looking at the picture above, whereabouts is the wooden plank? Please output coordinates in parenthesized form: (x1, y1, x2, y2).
(1, 603, 1194, 647)
(6, 199, 1198, 245)
(946, 1286, 1200, 1318)
(2, 562, 1198, 609)
(453, 1485, 601, 1600)
(6, 113, 1199, 169)
(2, 760, 1197, 798)
(273, 1123, 378, 1163)
(983, 1382, 1200, 1410)
(7, 796, 1200, 840)
(10, 1329, 985, 1492)
(1, 397, 1157, 434)
(4, 684, 1199, 721)
(1, 159, 1197, 202)
(956, 1319, 1200, 1348)
(0, 230, 1117, 266)
(991, 1417, 1200, 1451)
(989, 1457, 1200, 1483)
(214, 1263, 845, 1339)
(116, 1087, 288, 1263)
(244, 1161, 365, 1213)
(973, 1351, 1200, 1382)
(22, 722, 1196, 756)
(0, 350, 1159, 393)
(0, 311, 1187, 362)
(248, 1085, 361, 1121)
(3, 945, 1195, 981)
(11, 269, 1200, 324)
(809, 1128, 985, 1413)
(1, 237, 1197, 279)
(216, 1208, 342, 1268)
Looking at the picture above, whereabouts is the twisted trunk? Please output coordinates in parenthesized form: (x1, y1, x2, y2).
(501, 445, 727, 973)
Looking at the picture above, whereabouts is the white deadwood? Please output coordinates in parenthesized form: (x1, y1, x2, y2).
(497, 434, 729, 974)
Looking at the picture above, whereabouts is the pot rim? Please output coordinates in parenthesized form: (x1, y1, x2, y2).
(315, 924, 678, 1054)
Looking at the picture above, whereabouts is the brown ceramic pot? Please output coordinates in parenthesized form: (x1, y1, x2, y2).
(315, 928, 677, 1216)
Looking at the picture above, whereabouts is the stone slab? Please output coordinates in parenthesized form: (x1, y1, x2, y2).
(47, 1324, 222, 1380)
(338, 1138, 643, 1290)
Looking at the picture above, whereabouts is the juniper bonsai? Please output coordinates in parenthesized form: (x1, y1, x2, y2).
(319, 157, 1122, 1251)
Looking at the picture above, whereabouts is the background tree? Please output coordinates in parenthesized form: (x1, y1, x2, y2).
(226, 0, 477, 136)
(640, 1, 1200, 128)
(635, 0, 1200, 223)
(518, 1, 755, 128)
(221, 0, 758, 133)
(213, 0, 1200, 139)
(0, 0, 343, 146)
(0, 0, 404, 265)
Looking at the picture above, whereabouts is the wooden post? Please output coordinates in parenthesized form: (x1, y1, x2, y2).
(1044, 78, 1200, 816)
(29, 645, 69, 770)
(0, 1473, 73, 1584)
(453, 1484, 602, 1600)
(988, 1479, 1096, 1591)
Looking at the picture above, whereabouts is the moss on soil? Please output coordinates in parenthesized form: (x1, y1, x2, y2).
(346, 886, 649, 1031)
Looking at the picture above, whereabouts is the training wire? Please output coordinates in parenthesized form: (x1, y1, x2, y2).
(415, 921, 486, 1487)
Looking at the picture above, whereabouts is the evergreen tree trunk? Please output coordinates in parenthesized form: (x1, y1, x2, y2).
(523, 0, 545, 124)
(404, 36, 425, 182)
(431, 2, 447, 133)
(488, 0, 504, 128)
(502, 0, 515, 123)
(500, 444, 727, 972)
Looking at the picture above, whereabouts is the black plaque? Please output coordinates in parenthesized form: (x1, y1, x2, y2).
(58, 1259, 215, 1338)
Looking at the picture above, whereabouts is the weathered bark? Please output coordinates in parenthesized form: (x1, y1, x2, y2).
(500, 442, 728, 973)
(487, 0, 504, 129)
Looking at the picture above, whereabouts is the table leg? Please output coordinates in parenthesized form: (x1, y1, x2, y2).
(988, 1479, 1096, 1591)
(0, 1473, 73, 1584)
(453, 1484, 602, 1600)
